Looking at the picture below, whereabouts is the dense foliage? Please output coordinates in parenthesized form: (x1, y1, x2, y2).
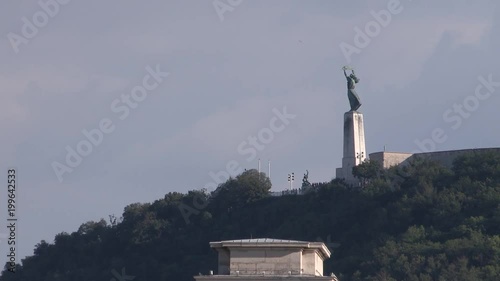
(2, 152, 500, 281)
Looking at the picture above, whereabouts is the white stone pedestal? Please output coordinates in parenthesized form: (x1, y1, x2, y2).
(336, 111, 367, 185)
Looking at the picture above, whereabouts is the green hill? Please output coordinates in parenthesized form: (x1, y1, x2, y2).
(2, 152, 500, 281)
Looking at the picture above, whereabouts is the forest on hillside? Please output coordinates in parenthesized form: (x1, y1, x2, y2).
(1, 151, 500, 281)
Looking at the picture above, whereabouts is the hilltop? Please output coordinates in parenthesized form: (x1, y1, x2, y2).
(1, 151, 500, 281)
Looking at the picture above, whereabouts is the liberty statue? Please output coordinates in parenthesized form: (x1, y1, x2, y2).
(343, 66, 361, 111)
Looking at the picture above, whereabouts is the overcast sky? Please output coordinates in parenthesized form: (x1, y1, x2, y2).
(1, 0, 499, 264)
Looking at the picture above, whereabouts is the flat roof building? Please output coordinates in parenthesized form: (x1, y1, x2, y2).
(194, 238, 339, 281)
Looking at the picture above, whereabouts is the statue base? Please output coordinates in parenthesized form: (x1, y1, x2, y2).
(336, 111, 367, 186)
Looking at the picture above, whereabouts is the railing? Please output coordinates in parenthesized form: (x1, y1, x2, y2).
(229, 269, 308, 276)
(269, 183, 328, 197)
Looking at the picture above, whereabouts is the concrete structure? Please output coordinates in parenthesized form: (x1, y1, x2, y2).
(336, 111, 366, 185)
(369, 152, 413, 168)
(369, 148, 500, 170)
(194, 238, 339, 281)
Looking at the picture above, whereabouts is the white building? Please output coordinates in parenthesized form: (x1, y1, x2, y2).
(194, 238, 339, 281)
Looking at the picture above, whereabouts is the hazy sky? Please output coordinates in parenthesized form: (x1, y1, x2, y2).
(1, 0, 499, 264)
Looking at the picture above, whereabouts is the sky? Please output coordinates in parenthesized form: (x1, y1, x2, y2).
(0, 0, 499, 264)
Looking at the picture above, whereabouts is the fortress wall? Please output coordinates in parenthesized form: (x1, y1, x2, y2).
(370, 148, 500, 171)
(369, 152, 413, 168)
(412, 148, 500, 169)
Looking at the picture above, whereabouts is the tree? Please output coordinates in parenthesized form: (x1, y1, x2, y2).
(453, 151, 500, 183)
(353, 160, 382, 187)
(211, 169, 271, 213)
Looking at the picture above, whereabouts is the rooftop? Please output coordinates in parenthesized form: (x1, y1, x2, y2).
(210, 238, 331, 259)
(217, 238, 310, 244)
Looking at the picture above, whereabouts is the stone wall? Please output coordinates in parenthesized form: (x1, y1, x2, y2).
(315, 250, 323, 276)
(217, 248, 230, 275)
(229, 248, 302, 275)
(412, 148, 500, 169)
(369, 152, 413, 168)
(369, 148, 500, 170)
(302, 249, 316, 276)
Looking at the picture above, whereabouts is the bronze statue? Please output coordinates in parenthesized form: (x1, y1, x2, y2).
(302, 170, 311, 188)
(343, 66, 361, 111)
